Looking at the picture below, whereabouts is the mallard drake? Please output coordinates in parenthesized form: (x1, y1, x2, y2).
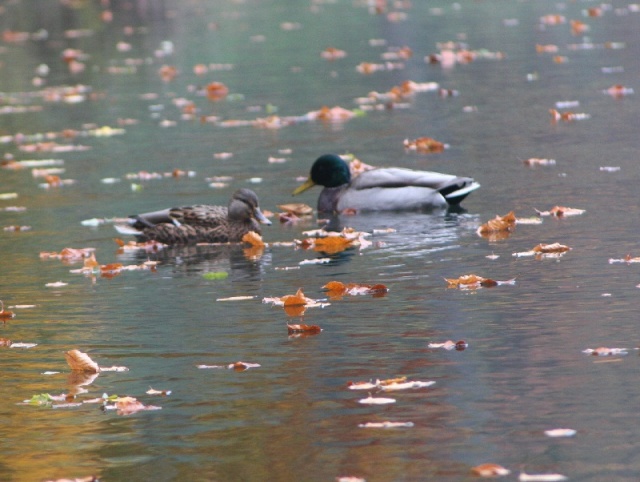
(116, 188, 271, 244)
(293, 154, 480, 213)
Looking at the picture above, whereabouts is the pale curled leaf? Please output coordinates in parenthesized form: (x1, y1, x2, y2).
(65, 350, 100, 373)
(519, 473, 567, 482)
(544, 428, 576, 437)
(358, 421, 414, 428)
(358, 395, 396, 405)
(378, 380, 435, 391)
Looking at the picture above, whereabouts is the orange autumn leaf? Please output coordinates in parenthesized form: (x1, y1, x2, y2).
(242, 231, 265, 247)
(477, 211, 517, 236)
(205, 81, 229, 101)
(282, 288, 308, 307)
(312, 236, 353, 254)
(100, 263, 123, 277)
(403, 137, 446, 154)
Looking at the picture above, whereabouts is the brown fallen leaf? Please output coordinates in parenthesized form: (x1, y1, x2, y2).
(445, 274, 515, 289)
(476, 211, 517, 238)
(403, 137, 446, 153)
(322, 281, 388, 297)
(277, 203, 313, 215)
(513, 242, 571, 258)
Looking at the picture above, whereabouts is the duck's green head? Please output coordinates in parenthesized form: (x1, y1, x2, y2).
(293, 154, 351, 195)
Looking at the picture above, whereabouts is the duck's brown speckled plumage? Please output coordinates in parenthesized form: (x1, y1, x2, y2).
(125, 188, 270, 245)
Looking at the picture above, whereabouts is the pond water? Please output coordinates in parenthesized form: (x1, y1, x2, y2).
(1, 1, 640, 481)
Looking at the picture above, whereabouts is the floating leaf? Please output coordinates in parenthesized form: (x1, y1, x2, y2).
(403, 137, 447, 153)
(228, 361, 261, 371)
(477, 211, 517, 239)
(358, 394, 396, 405)
(379, 380, 435, 391)
(216, 296, 256, 301)
(428, 340, 468, 351)
(40, 247, 96, 262)
(114, 396, 161, 416)
(277, 203, 313, 215)
(535, 206, 585, 217)
(513, 243, 571, 258)
(263, 288, 329, 311)
(582, 347, 628, 356)
(523, 158, 556, 167)
(445, 274, 515, 289)
(308, 236, 354, 254)
(202, 271, 229, 280)
(64, 349, 100, 373)
(472, 463, 511, 477)
(146, 387, 172, 396)
(544, 428, 576, 437)
(45, 281, 68, 288)
(358, 421, 414, 428)
(519, 473, 567, 482)
(0, 300, 15, 321)
(322, 281, 388, 297)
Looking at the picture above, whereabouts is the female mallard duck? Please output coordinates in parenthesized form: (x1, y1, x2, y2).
(116, 188, 271, 244)
(293, 154, 480, 213)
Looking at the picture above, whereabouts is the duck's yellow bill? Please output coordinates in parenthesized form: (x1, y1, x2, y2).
(292, 177, 316, 195)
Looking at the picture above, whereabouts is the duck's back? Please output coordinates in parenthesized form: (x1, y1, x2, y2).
(171, 204, 228, 228)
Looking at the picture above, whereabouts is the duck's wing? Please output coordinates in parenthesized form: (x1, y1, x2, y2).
(351, 168, 479, 206)
(170, 205, 228, 227)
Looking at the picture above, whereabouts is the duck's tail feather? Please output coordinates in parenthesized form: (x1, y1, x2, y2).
(114, 224, 143, 236)
(439, 178, 481, 205)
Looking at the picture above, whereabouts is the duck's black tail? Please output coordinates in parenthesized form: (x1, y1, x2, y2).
(439, 178, 481, 205)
